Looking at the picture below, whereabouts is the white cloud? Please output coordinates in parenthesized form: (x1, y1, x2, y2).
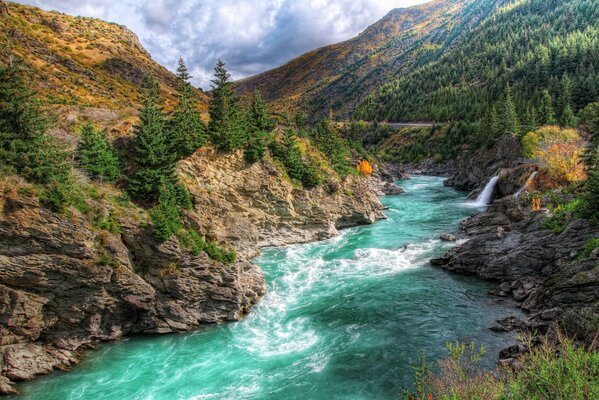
(14, 0, 429, 88)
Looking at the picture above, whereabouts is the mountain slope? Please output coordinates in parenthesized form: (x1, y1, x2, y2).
(0, 1, 208, 112)
(235, 0, 503, 118)
(356, 0, 599, 123)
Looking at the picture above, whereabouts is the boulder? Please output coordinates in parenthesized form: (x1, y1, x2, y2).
(440, 233, 457, 242)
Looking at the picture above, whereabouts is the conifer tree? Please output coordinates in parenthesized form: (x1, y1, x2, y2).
(208, 59, 246, 152)
(521, 106, 539, 134)
(500, 84, 520, 135)
(150, 184, 182, 241)
(244, 90, 274, 163)
(490, 105, 501, 138)
(76, 122, 120, 182)
(0, 62, 72, 210)
(128, 75, 177, 204)
(557, 74, 574, 126)
(539, 90, 557, 125)
(169, 58, 207, 159)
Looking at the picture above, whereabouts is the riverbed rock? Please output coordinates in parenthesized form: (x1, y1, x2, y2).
(440, 233, 457, 242)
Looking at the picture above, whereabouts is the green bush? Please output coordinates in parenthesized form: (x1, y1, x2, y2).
(178, 229, 237, 264)
(204, 240, 237, 264)
(581, 238, 599, 258)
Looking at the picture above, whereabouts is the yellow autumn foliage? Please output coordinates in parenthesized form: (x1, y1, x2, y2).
(521, 126, 586, 185)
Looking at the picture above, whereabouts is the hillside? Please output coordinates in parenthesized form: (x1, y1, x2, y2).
(235, 0, 504, 118)
(0, 1, 208, 132)
(356, 0, 599, 124)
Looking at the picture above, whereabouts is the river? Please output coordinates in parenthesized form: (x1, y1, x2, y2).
(15, 176, 521, 400)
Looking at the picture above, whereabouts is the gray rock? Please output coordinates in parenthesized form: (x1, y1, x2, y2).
(434, 193, 599, 350)
(440, 233, 457, 242)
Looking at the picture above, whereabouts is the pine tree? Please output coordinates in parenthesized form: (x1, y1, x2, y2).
(128, 75, 177, 204)
(76, 122, 120, 182)
(208, 59, 246, 152)
(244, 90, 274, 163)
(0, 62, 72, 211)
(501, 84, 520, 135)
(521, 106, 539, 134)
(169, 58, 207, 159)
(490, 105, 501, 138)
(557, 74, 574, 126)
(539, 90, 557, 125)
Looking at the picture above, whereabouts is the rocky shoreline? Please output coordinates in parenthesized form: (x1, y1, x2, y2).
(428, 135, 598, 365)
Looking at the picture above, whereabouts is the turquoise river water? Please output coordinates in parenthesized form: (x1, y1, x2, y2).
(15, 176, 521, 400)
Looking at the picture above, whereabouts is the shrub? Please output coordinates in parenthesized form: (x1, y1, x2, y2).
(503, 336, 599, 400)
(204, 240, 237, 264)
(581, 238, 599, 258)
(521, 126, 586, 185)
(357, 160, 373, 175)
(150, 188, 182, 242)
(178, 229, 237, 264)
(403, 336, 599, 400)
(543, 199, 583, 234)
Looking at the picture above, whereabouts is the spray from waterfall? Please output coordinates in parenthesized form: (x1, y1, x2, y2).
(467, 176, 499, 207)
(515, 171, 538, 197)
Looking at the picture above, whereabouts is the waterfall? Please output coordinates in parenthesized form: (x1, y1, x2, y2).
(515, 171, 538, 197)
(468, 176, 499, 207)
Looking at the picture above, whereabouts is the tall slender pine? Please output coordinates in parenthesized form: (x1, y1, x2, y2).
(169, 58, 207, 159)
(244, 90, 274, 163)
(128, 75, 177, 204)
(208, 59, 246, 152)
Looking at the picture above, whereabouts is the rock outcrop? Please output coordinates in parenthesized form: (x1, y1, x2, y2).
(179, 149, 385, 259)
(445, 134, 522, 192)
(432, 196, 599, 345)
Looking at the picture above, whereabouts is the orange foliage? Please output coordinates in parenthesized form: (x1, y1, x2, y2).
(531, 196, 542, 212)
(357, 160, 373, 175)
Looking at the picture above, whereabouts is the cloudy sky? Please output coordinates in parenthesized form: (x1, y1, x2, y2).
(15, 0, 429, 89)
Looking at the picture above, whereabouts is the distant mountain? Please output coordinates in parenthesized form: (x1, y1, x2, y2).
(0, 1, 208, 111)
(356, 0, 599, 124)
(235, 0, 503, 119)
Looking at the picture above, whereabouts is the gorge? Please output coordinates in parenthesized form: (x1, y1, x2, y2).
(1, 0, 598, 398)
(13, 177, 523, 399)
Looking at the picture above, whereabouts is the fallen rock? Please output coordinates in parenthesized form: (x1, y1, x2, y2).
(440, 233, 457, 242)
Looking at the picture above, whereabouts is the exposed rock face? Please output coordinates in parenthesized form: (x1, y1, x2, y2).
(179, 149, 385, 259)
(0, 187, 265, 394)
(432, 196, 599, 344)
(445, 134, 522, 192)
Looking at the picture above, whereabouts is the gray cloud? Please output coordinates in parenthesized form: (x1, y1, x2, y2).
(14, 0, 428, 89)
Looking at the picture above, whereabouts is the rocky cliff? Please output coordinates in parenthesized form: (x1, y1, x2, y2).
(179, 148, 386, 259)
(432, 195, 599, 352)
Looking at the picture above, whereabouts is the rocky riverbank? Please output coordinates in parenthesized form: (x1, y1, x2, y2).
(432, 194, 598, 357)
(0, 149, 387, 395)
(429, 133, 598, 364)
